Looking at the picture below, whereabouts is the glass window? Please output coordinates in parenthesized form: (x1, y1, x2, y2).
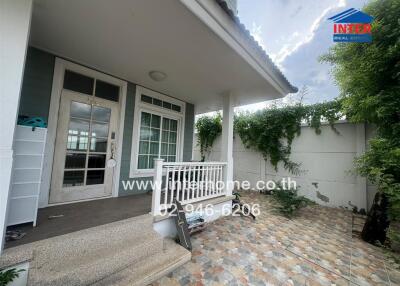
(137, 111, 179, 170)
(141, 95, 152, 104)
(95, 80, 119, 102)
(63, 70, 94, 95)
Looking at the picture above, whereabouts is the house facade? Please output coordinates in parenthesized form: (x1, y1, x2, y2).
(0, 0, 296, 284)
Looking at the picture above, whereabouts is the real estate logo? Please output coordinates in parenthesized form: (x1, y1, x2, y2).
(328, 8, 373, 43)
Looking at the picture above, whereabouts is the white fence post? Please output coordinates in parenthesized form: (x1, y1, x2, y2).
(152, 158, 164, 216)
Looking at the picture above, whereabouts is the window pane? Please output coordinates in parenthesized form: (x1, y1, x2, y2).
(67, 119, 89, 151)
(150, 142, 159, 155)
(92, 106, 111, 122)
(149, 155, 158, 169)
(65, 153, 86, 169)
(161, 143, 168, 155)
(150, 128, 160, 141)
(138, 155, 148, 169)
(167, 156, 175, 162)
(63, 171, 84, 187)
(163, 101, 172, 109)
(162, 118, 169, 130)
(169, 144, 176, 156)
(91, 122, 109, 138)
(169, 131, 177, 143)
(161, 131, 169, 143)
(88, 154, 106, 168)
(141, 112, 151, 127)
(172, 104, 181, 112)
(141, 95, 152, 104)
(90, 137, 107, 152)
(139, 141, 149, 154)
(140, 127, 150, 140)
(95, 80, 119, 102)
(63, 70, 94, 95)
(151, 114, 161, 128)
(86, 170, 105, 185)
(161, 156, 168, 162)
(70, 101, 91, 119)
(153, 98, 162, 106)
(170, 120, 177, 131)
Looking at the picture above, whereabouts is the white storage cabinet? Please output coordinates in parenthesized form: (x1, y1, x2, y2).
(7, 125, 47, 226)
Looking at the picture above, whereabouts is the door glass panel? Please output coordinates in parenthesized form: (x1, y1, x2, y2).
(67, 119, 90, 151)
(65, 153, 86, 169)
(90, 137, 107, 152)
(88, 154, 106, 168)
(63, 70, 94, 95)
(91, 122, 109, 138)
(63, 100, 112, 188)
(95, 80, 119, 102)
(86, 170, 105, 185)
(70, 102, 91, 119)
(92, 106, 111, 122)
(63, 171, 85, 187)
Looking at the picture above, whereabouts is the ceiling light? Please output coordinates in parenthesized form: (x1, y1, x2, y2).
(149, 71, 167, 82)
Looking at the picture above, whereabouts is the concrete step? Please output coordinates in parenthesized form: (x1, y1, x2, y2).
(93, 239, 191, 286)
(17, 214, 165, 285)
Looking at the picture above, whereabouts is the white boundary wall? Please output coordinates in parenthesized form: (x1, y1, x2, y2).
(193, 122, 377, 211)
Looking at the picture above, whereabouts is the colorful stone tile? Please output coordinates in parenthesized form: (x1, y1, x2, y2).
(154, 191, 397, 286)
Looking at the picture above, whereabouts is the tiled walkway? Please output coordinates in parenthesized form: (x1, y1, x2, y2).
(155, 191, 400, 285)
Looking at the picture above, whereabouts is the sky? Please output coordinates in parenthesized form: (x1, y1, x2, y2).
(235, 0, 369, 112)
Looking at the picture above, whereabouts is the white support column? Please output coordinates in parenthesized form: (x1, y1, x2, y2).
(221, 93, 235, 196)
(152, 158, 164, 216)
(0, 0, 33, 253)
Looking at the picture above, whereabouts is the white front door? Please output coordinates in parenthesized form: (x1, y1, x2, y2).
(50, 90, 119, 204)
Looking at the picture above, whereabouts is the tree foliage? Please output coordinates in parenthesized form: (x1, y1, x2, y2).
(321, 0, 400, 244)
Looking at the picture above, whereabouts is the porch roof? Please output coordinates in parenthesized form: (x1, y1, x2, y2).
(30, 0, 296, 114)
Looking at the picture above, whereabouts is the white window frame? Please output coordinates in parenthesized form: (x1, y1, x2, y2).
(129, 86, 185, 177)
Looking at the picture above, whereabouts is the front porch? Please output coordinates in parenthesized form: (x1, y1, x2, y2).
(1, 0, 298, 284)
(5, 193, 151, 249)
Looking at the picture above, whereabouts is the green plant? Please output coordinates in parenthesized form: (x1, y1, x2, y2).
(321, 0, 400, 244)
(0, 268, 24, 286)
(269, 185, 313, 218)
(234, 100, 342, 174)
(195, 113, 222, 161)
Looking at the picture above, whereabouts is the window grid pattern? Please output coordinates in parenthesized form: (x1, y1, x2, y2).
(138, 111, 177, 169)
(141, 94, 181, 113)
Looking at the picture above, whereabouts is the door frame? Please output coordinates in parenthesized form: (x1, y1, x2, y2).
(40, 58, 127, 207)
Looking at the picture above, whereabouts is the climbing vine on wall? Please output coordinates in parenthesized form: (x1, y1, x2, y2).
(195, 100, 343, 173)
(195, 113, 222, 161)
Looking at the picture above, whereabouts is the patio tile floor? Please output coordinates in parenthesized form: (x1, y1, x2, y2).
(154, 191, 399, 286)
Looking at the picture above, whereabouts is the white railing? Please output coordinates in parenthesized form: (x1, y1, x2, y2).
(151, 159, 228, 215)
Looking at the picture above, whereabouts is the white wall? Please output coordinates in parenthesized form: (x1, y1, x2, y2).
(0, 0, 33, 253)
(194, 122, 375, 211)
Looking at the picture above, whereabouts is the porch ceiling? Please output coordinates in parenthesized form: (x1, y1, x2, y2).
(30, 0, 290, 114)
